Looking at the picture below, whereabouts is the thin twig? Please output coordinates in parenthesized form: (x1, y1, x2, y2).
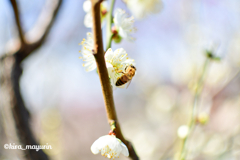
(212, 69, 240, 100)
(9, 0, 25, 45)
(179, 58, 211, 160)
(90, 0, 139, 159)
(159, 138, 177, 160)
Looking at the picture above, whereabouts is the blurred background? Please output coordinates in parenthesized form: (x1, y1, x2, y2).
(0, 0, 240, 159)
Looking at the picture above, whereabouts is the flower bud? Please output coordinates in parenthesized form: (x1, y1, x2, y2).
(197, 112, 209, 125)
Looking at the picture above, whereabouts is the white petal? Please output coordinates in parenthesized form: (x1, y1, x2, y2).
(113, 9, 135, 41)
(85, 63, 96, 72)
(80, 32, 96, 72)
(83, 0, 92, 13)
(120, 142, 129, 157)
(126, 0, 163, 19)
(106, 62, 115, 77)
(123, 60, 135, 65)
(84, 12, 93, 28)
(91, 139, 102, 154)
(105, 48, 114, 61)
(101, 1, 108, 9)
(90, 135, 129, 158)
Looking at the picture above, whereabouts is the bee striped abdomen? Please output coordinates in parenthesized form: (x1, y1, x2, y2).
(115, 76, 128, 86)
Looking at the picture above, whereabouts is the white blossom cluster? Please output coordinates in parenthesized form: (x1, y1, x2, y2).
(83, 0, 136, 42)
(79, 32, 135, 89)
(80, 0, 163, 159)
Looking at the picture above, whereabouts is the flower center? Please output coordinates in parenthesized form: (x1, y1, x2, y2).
(101, 145, 118, 159)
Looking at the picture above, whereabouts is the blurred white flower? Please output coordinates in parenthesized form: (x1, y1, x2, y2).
(177, 125, 189, 139)
(105, 48, 135, 89)
(124, 0, 163, 19)
(113, 8, 136, 41)
(91, 135, 129, 159)
(83, 0, 108, 28)
(79, 32, 96, 72)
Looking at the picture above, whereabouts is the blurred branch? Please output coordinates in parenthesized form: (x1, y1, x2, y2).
(4, 0, 62, 61)
(0, 0, 63, 159)
(23, 0, 63, 60)
(212, 69, 240, 100)
(179, 58, 211, 160)
(210, 69, 240, 114)
(9, 0, 25, 44)
(159, 138, 177, 160)
(90, 0, 139, 159)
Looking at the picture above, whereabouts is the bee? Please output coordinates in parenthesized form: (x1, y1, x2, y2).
(115, 65, 136, 88)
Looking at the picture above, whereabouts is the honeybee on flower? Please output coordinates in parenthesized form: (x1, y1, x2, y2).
(105, 48, 136, 89)
(79, 33, 136, 89)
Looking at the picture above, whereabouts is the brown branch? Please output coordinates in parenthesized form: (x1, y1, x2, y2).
(0, 0, 63, 159)
(90, 0, 139, 159)
(9, 0, 25, 44)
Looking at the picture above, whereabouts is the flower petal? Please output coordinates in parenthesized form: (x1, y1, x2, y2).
(120, 142, 129, 157)
(84, 12, 93, 28)
(83, 0, 91, 13)
(105, 48, 114, 61)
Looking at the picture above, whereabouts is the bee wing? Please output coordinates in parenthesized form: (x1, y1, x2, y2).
(126, 79, 132, 89)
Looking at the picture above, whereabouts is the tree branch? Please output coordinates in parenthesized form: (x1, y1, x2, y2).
(9, 0, 25, 44)
(20, 0, 62, 61)
(2, 0, 62, 61)
(90, 0, 139, 159)
(0, 0, 63, 159)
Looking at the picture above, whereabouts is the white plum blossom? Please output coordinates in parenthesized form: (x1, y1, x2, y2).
(113, 8, 136, 41)
(79, 32, 96, 72)
(83, 0, 108, 28)
(105, 48, 135, 89)
(79, 34, 135, 89)
(91, 135, 129, 159)
(124, 0, 163, 19)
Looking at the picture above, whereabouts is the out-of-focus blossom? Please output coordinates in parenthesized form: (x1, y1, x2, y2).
(105, 48, 135, 89)
(83, 0, 108, 28)
(177, 125, 189, 139)
(203, 135, 226, 156)
(113, 8, 136, 42)
(79, 32, 96, 72)
(123, 0, 163, 19)
(197, 112, 209, 125)
(91, 135, 129, 159)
